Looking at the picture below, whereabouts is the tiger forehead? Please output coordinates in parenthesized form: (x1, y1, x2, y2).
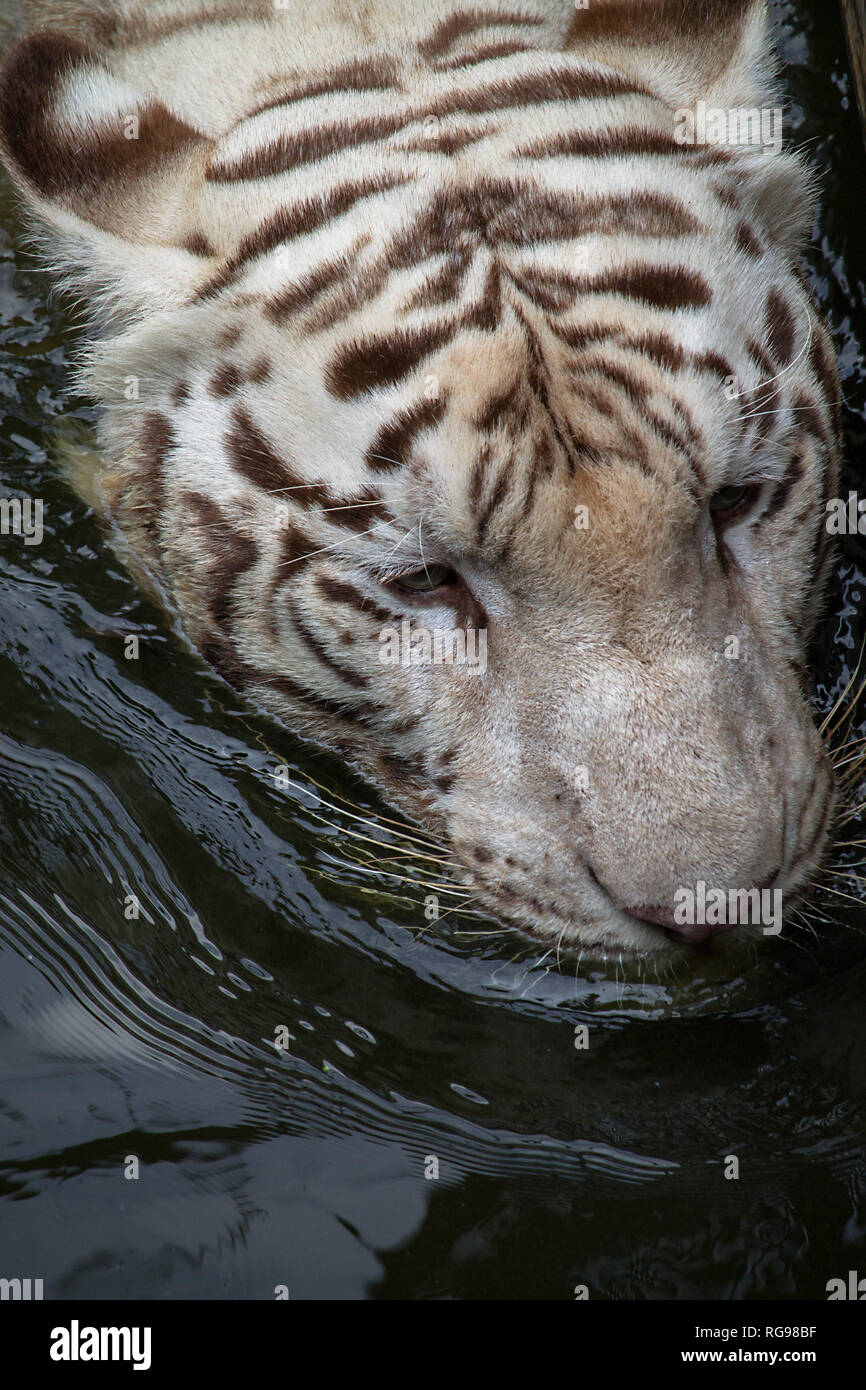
(197, 256, 820, 528)
(195, 39, 750, 314)
(203, 116, 812, 459)
(344, 273, 815, 483)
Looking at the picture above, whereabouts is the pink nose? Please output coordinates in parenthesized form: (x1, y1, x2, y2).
(623, 903, 738, 944)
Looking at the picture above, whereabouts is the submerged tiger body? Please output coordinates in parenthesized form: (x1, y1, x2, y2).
(0, 0, 843, 955)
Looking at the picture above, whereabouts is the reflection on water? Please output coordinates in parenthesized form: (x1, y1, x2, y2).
(1, 0, 866, 1299)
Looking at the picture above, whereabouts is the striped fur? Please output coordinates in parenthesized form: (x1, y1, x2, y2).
(0, 0, 842, 955)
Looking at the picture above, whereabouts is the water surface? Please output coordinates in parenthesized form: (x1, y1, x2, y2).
(1, 0, 865, 1299)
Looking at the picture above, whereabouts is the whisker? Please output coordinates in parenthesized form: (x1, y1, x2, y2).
(820, 644, 866, 737)
(382, 525, 416, 564)
(365, 452, 403, 469)
(740, 286, 815, 397)
(269, 768, 446, 852)
(318, 501, 386, 515)
(277, 524, 387, 567)
(812, 879, 866, 908)
(316, 850, 474, 897)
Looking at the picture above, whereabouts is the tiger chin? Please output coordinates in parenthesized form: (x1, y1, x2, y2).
(0, 0, 843, 960)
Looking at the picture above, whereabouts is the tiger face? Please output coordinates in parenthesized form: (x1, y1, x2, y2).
(0, 0, 842, 956)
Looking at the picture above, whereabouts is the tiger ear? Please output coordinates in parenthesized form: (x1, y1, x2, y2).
(567, 0, 775, 113)
(0, 30, 215, 315)
(566, 0, 814, 255)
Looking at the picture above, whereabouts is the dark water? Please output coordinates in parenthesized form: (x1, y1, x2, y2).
(1, 1, 865, 1301)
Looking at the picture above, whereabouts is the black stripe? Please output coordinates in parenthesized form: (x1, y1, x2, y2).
(197, 173, 410, 299)
(559, 265, 712, 310)
(427, 66, 648, 118)
(435, 40, 536, 68)
(247, 57, 402, 117)
(315, 573, 398, 624)
(476, 466, 512, 544)
(327, 322, 457, 400)
(324, 490, 391, 531)
(418, 9, 545, 60)
(226, 407, 294, 493)
(517, 125, 731, 163)
(208, 112, 411, 182)
(364, 397, 446, 470)
(265, 252, 354, 322)
(183, 491, 259, 632)
(758, 447, 806, 524)
(286, 598, 370, 689)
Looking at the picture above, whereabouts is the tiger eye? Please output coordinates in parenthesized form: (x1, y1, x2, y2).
(711, 486, 747, 510)
(394, 564, 456, 592)
(709, 485, 760, 518)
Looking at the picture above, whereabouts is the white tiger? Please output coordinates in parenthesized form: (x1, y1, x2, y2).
(0, 0, 842, 955)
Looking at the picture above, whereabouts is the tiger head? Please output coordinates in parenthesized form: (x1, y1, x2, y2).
(0, 0, 841, 956)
